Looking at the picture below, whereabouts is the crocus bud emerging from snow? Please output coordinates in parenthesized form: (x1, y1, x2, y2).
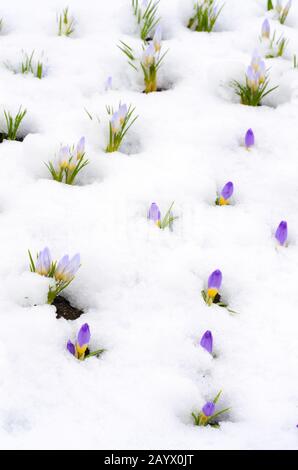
(76, 323, 91, 357)
(219, 182, 234, 205)
(76, 137, 85, 160)
(105, 76, 113, 91)
(111, 111, 121, 134)
(207, 269, 222, 300)
(261, 19, 270, 39)
(153, 25, 162, 52)
(142, 43, 155, 67)
(245, 129, 255, 149)
(200, 330, 213, 354)
(67, 340, 76, 356)
(148, 202, 161, 225)
(202, 402, 215, 417)
(58, 146, 70, 169)
(55, 253, 81, 282)
(275, 221, 288, 246)
(36, 247, 52, 276)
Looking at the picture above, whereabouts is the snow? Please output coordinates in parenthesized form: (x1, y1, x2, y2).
(0, 0, 298, 450)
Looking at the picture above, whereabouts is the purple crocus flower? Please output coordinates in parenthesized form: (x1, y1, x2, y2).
(208, 270, 222, 290)
(245, 129, 255, 149)
(77, 323, 91, 348)
(118, 104, 128, 124)
(58, 145, 71, 169)
(55, 253, 81, 282)
(261, 19, 270, 39)
(207, 269, 222, 302)
(200, 330, 213, 354)
(153, 25, 162, 52)
(105, 76, 113, 91)
(275, 221, 288, 246)
(67, 340, 76, 356)
(148, 202, 161, 224)
(221, 182, 234, 201)
(202, 402, 215, 417)
(76, 137, 85, 159)
(36, 247, 52, 276)
(142, 42, 155, 67)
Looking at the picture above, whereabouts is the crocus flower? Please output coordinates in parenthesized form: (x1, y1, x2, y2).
(111, 111, 121, 134)
(76, 323, 91, 357)
(202, 401, 215, 417)
(75, 137, 85, 160)
(142, 43, 155, 67)
(275, 221, 288, 246)
(148, 202, 161, 225)
(36, 247, 52, 276)
(58, 146, 70, 169)
(105, 76, 112, 91)
(67, 323, 91, 360)
(207, 269, 222, 301)
(219, 182, 233, 205)
(55, 253, 81, 282)
(153, 25, 162, 53)
(118, 104, 128, 124)
(245, 128, 255, 149)
(67, 340, 76, 356)
(200, 330, 213, 354)
(261, 19, 270, 39)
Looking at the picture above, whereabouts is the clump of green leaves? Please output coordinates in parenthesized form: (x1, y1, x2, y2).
(148, 202, 177, 231)
(58, 7, 75, 37)
(192, 391, 230, 428)
(260, 20, 288, 58)
(132, 0, 160, 41)
(231, 55, 278, 107)
(118, 28, 167, 93)
(1, 107, 27, 141)
(106, 103, 138, 153)
(267, 0, 292, 24)
(46, 137, 89, 185)
(187, 0, 224, 32)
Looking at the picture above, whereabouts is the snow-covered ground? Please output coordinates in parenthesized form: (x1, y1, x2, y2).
(1, 0, 298, 450)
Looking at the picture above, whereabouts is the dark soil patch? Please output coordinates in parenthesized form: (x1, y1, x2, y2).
(142, 88, 168, 93)
(0, 133, 24, 143)
(53, 296, 84, 321)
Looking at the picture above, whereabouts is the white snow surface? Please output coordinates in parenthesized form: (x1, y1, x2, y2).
(0, 0, 298, 450)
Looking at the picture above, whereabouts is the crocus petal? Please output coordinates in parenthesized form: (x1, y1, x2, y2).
(55, 254, 70, 281)
(63, 253, 81, 280)
(208, 270, 222, 290)
(76, 137, 85, 158)
(58, 146, 70, 168)
(202, 402, 215, 417)
(148, 203, 161, 223)
(200, 330, 213, 354)
(153, 25, 162, 52)
(221, 182, 234, 200)
(142, 43, 155, 66)
(261, 19, 270, 38)
(275, 221, 288, 246)
(67, 340, 76, 356)
(118, 104, 128, 121)
(77, 323, 91, 348)
(105, 76, 112, 91)
(245, 129, 255, 148)
(36, 247, 52, 276)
